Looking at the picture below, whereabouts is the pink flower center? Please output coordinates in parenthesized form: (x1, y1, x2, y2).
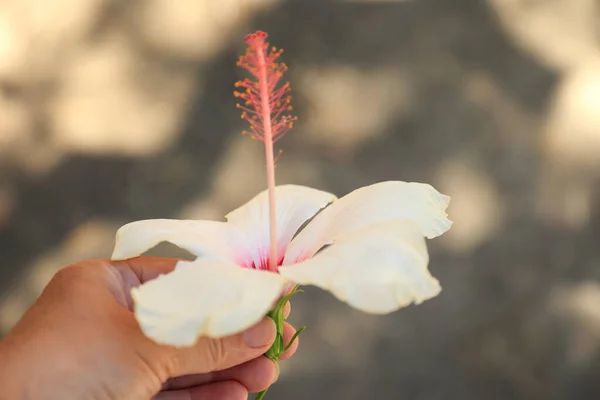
(239, 253, 286, 271)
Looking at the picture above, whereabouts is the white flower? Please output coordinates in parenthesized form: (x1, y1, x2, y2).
(111, 181, 452, 347)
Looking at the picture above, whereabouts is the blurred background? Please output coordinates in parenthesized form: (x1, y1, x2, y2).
(1, 0, 600, 398)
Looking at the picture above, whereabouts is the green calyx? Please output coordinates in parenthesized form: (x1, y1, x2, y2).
(255, 285, 306, 400)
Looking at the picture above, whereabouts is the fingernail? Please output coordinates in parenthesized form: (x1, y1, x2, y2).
(243, 318, 276, 348)
(273, 361, 280, 383)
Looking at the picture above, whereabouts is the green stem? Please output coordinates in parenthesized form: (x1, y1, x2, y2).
(256, 387, 269, 400)
(255, 285, 305, 400)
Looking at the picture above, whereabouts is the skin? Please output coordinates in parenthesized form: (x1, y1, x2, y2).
(0, 257, 298, 400)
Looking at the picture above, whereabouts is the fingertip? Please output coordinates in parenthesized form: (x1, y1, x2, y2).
(173, 317, 277, 376)
(273, 360, 280, 383)
(240, 356, 278, 392)
(113, 256, 182, 283)
(243, 317, 277, 349)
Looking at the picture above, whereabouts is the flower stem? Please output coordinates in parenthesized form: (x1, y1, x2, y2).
(255, 45, 279, 273)
(256, 389, 268, 400)
(256, 285, 305, 400)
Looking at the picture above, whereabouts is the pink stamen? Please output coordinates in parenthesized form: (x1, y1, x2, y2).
(235, 31, 297, 272)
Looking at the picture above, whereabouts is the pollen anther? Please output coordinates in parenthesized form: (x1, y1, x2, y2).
(235, 30, 297, 143)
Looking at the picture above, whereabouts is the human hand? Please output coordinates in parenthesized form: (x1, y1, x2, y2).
(0, 257, 299, 400)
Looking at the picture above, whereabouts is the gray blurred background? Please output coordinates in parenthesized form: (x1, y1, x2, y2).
(1, 0, 600, 399)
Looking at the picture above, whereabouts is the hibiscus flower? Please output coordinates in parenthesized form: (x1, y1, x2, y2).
(111, 181, 451, 347)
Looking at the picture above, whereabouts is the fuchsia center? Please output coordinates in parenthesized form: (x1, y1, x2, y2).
(234, 245, 315, 271)
(239, 253, 286, 271)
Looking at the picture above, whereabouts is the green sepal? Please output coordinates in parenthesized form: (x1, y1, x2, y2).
(283, 325, 305, 352)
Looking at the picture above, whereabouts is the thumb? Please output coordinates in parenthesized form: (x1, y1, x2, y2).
(171, 317, 276, 376)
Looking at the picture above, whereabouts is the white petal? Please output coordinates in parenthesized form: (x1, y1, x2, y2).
(284, 181, 451, 264)
(132, 259, 287, 347)
(225, 185, 336, 269)
(279, 220, 440, 314)
(112, 219, 245, 263)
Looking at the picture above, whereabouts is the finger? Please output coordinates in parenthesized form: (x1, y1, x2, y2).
(279, 322, 299, 361)
(283, 301, 291, 319)
(154, 380, 247, 400)
(113, 256, 181, 283)
(173, 317, 276, 376)
(163, 356, 277, 393)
